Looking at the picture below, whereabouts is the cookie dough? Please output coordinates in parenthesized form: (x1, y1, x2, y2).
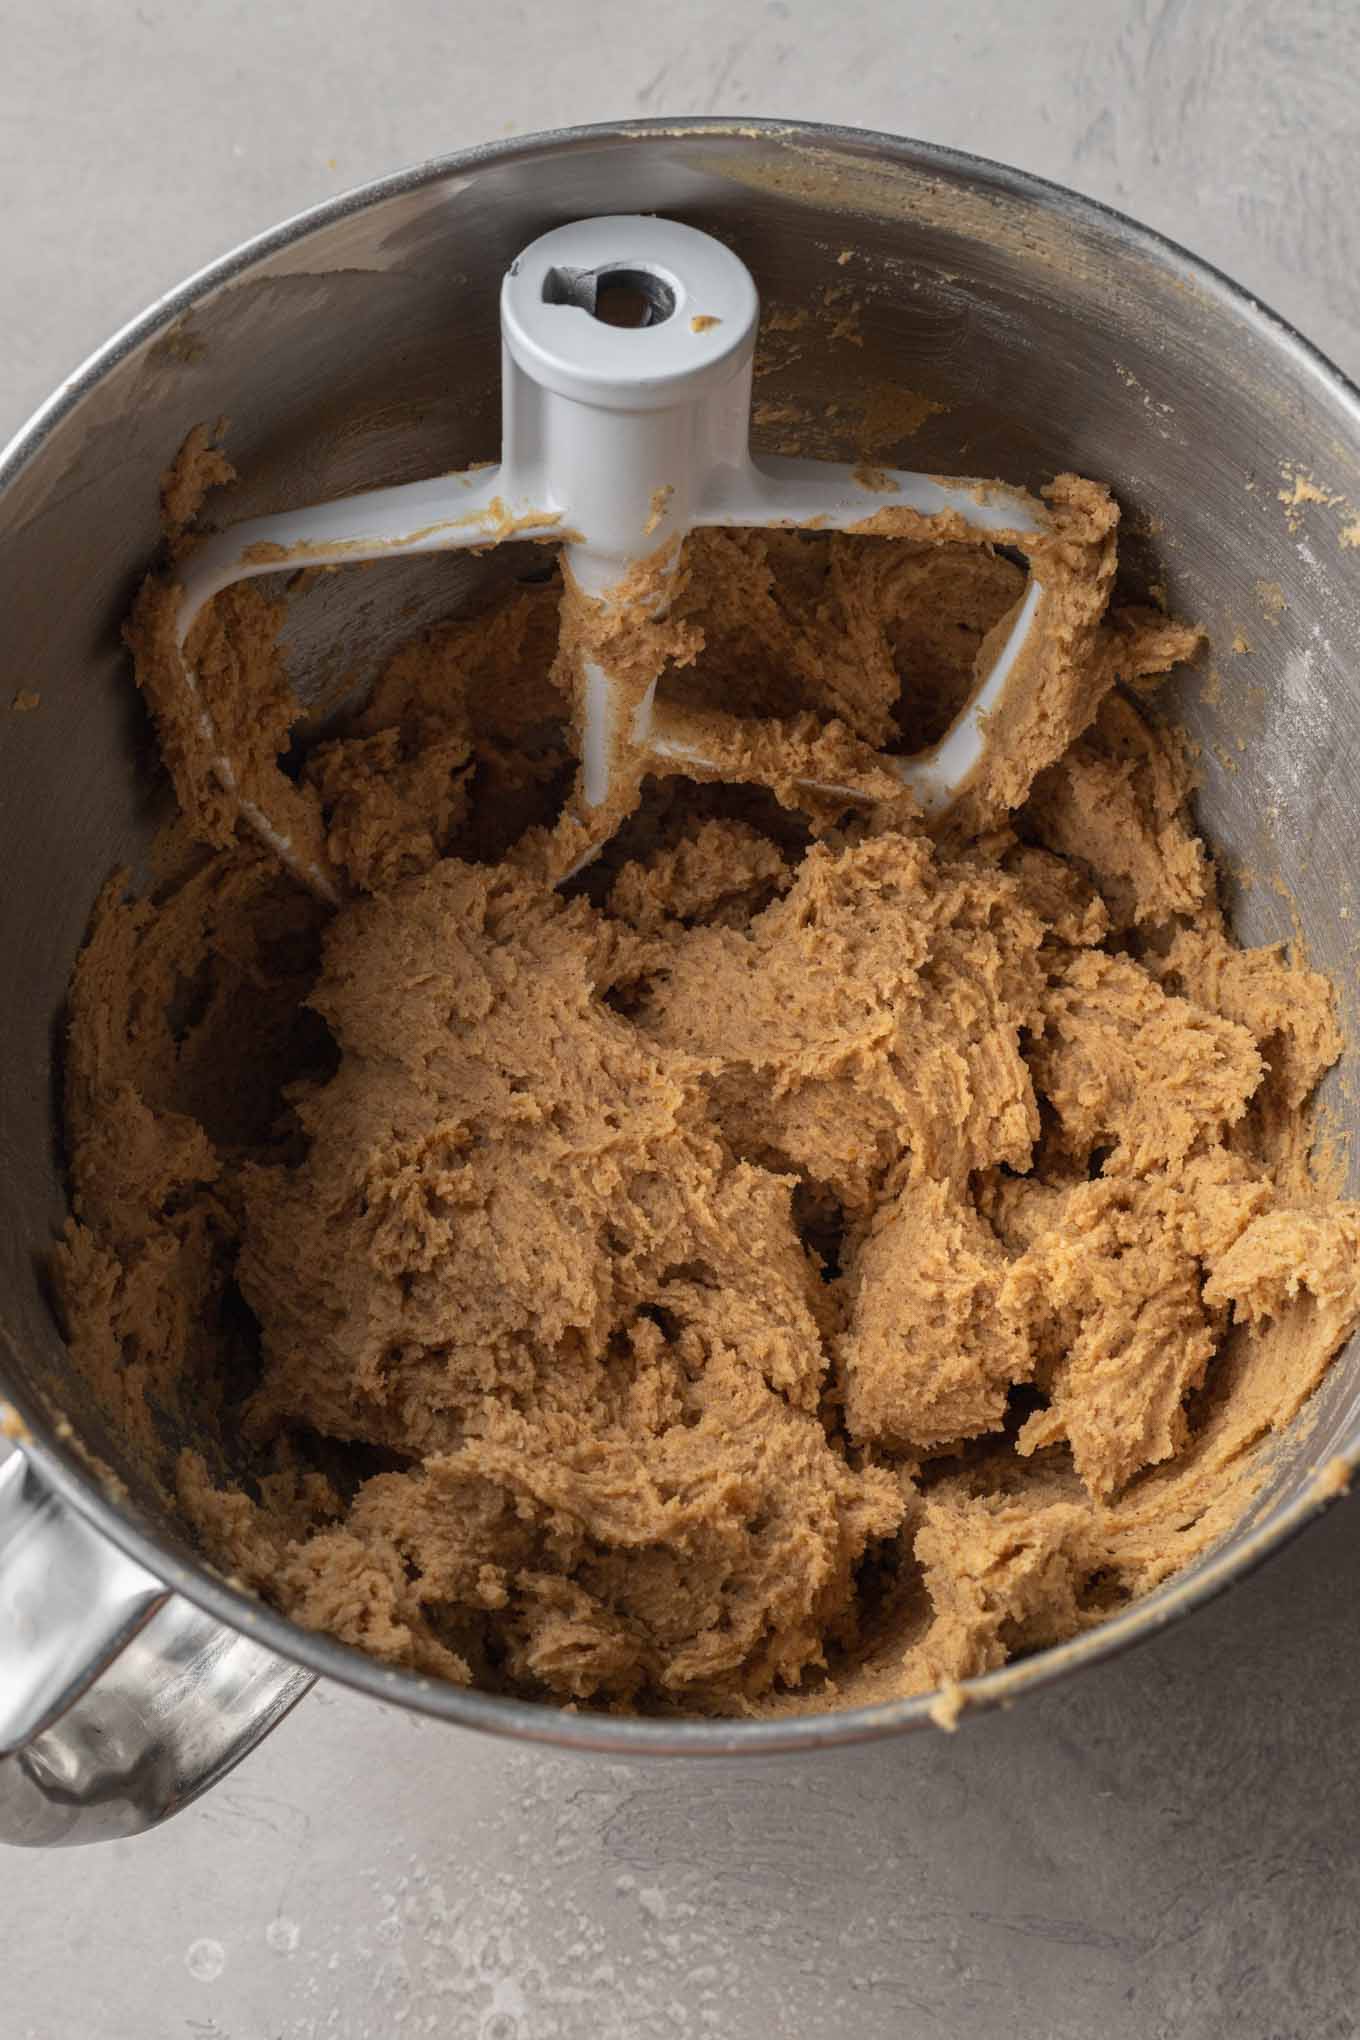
(53, 430, 1360, 1714)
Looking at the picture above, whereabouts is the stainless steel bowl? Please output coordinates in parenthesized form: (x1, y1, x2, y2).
(3, 118, 1359, 1846)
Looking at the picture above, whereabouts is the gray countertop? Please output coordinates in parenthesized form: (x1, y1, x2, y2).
(3, 3, 1359, 2034)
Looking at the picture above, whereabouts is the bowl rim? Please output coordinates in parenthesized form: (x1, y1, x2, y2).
(5, 113, 1358, 1756)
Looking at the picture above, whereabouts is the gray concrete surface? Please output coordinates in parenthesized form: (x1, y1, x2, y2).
(3, 1, 1360, 2034)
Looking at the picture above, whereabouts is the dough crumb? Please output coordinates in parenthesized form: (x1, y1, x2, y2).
(928, 1678, 967, 1732)
(1313, 1455, 1352, 1499)
(0, 1402, 31, 1443)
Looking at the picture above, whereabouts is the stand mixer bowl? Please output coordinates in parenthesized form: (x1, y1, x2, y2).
(2, 118, 1358, 1844)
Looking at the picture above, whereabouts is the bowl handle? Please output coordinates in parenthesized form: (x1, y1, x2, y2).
(0, 1449, 313, 1846)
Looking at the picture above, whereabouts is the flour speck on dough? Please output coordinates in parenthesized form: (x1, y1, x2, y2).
(52, 429, 1360, 1716)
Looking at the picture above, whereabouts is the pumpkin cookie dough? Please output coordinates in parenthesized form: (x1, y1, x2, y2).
(53, 434, 1360, 1714)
